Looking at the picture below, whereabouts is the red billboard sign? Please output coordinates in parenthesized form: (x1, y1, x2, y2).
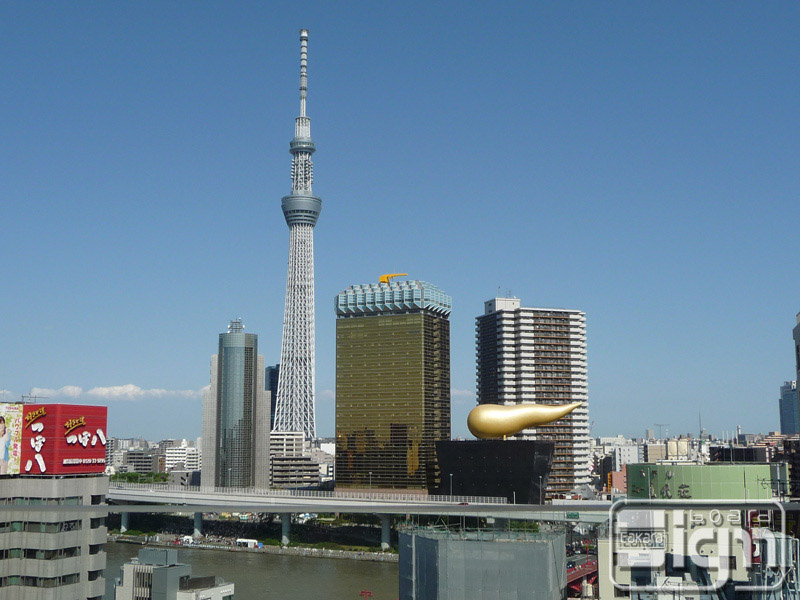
(1, 403, 108, 475)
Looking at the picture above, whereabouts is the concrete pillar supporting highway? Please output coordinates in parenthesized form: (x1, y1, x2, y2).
(193, 513, 203, 538)
(120, 512, 129, 534)
(281, 513, 291, 547)
(380, 515, 391, 551)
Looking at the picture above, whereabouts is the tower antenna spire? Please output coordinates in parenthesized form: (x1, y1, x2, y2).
(299, 28, 308, 117)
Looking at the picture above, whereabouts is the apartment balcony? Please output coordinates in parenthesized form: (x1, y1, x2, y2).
(87, 551, 106, 572)
(87, 577, 106, 598)
(0, 530, 88, 551)
(87, 527, 107, 545)
(0, 555, 82, 579)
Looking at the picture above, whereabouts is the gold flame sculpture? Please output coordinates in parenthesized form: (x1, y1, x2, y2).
(467, 402, 583, 439)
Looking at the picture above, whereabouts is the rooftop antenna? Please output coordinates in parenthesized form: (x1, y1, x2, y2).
(0, 371, 11, 403)
(299, 28, 308, 118)
(654, 423, 668, 439)
(21, 391, 49, 404)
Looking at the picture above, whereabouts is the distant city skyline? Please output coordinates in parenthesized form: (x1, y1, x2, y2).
(2, 4, 799, 441)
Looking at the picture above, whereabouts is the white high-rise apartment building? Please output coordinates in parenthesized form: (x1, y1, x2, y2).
(165, 441, 202, 472)
(476, 298, 590, 498)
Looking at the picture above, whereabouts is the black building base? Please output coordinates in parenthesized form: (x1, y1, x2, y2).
(432, 440, 554, 504)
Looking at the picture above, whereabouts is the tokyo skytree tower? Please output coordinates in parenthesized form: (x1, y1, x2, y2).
(273, 29, 321, 440)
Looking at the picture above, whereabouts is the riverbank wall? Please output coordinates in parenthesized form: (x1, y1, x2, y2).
(107, 512, 394, 550)
(109, 536, 398, 563)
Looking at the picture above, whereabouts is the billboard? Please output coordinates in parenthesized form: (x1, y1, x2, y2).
(0, 403, 107, 475)
(0, 403, 24, 475)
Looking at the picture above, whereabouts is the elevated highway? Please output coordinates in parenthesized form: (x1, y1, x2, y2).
(106, 482, 615, 547)
(107, 482, 613, 520)
(104, 485, 796, 541)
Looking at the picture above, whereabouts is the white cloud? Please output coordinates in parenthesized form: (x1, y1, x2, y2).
(31, 386, 84, 398)
(23, 384, 203, 401)
(451, 388, 476, 406)
(86, 384, 201, 400)
(319, 389, 335, 400)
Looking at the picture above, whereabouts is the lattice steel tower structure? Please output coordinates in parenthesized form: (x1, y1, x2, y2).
(273, 29, 321, 440)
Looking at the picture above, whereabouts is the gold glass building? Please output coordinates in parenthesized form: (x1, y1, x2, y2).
(334, 280, 451, 492)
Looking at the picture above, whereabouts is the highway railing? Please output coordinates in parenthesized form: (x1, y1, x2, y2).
(108, 482, 508, 505)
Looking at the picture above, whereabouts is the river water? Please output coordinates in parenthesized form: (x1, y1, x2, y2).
(104, 541, 399, 599)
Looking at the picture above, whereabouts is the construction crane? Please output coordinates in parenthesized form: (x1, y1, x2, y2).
(379, 273, 408, 284)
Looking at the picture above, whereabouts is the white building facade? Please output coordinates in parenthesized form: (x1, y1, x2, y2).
(164, 442, 201, 472)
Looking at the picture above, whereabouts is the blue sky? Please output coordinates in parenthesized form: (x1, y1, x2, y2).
(1, 3, 799, 442)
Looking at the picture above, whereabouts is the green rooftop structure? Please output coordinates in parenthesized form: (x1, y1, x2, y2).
(626, 462, 788, 500)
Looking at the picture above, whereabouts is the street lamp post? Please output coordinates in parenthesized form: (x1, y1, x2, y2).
(539, 475, 543, 505)
(369, 471, 372, 493)
(449, 473, 453, 497)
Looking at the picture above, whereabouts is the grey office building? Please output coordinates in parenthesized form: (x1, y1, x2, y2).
(399, 528, 566, 600)
(0, 475, 108, 600)
(202, 320, 270, 488)
(114, 548, 234, 600)
(780, 381, 800, 436)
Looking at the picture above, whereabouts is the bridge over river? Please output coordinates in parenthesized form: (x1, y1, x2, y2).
(106, 482, 614, 547)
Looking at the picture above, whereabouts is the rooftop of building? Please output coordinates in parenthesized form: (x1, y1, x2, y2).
(400, 525, 562, 544)
(335, 279, 451, 317)
(137, 547, 180, 566)
(180, 576, 226, 591)
(483, 297, 585, 316)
